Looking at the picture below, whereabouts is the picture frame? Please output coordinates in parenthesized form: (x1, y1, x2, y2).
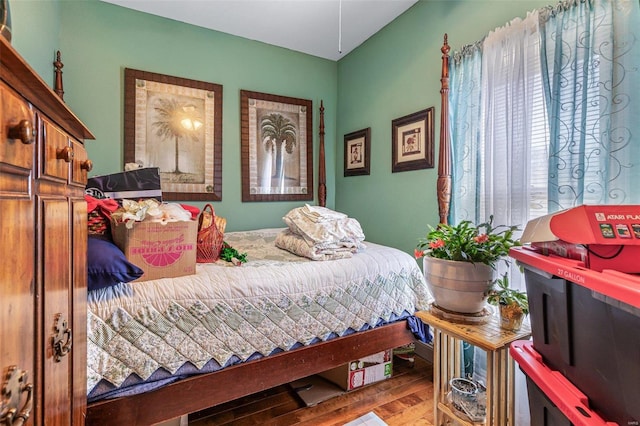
(240, 90, 313, 202)
(391, 107, 434, 173)
(124, 68, 223, 201)
(344, 127, 371, 176)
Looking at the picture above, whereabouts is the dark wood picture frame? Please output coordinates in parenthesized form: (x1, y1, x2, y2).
(240, 90, 313, 202)
(391, 107, 434, 173)
(124, 68, 223, 201)
(344, 127, 371, 176)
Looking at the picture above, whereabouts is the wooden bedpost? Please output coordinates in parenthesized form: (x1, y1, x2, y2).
(437, 34, 451, 225)
(54, 50, 64, 100)
(318, 100, 327, 207)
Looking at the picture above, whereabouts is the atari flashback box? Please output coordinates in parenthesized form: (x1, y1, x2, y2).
(520, 204, 640, 273)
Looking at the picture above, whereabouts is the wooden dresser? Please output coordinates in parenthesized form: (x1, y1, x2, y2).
(0, 36, 94, 424)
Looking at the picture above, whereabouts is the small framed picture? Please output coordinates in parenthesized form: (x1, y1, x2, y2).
(344, 128, 371, 176)
(391, 107, 434, 173)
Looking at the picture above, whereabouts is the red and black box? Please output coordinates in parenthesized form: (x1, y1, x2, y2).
(520, 204, 640, 273)
(85, 167, 162, 202)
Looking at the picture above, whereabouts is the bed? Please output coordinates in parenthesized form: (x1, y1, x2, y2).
(83, 99, 447, 425)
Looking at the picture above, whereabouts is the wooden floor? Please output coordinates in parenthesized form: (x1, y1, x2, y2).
(188, 355, 434, 426)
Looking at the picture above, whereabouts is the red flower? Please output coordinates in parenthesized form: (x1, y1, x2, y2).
(429, 239, 445, 249)
(474, 234, 489, 243)
(414, 249, 425, 259)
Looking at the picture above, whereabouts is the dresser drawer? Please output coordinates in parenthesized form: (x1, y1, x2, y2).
(71, 138, 91, 186)
(0, 82, 35, 171)
(41, 116, 74, 181)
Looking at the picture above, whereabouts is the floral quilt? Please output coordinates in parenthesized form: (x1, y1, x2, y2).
(87, 228, 430, 398)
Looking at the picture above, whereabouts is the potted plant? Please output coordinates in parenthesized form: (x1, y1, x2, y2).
(487, 274, 529, 331)
(414, 216, 520, 314)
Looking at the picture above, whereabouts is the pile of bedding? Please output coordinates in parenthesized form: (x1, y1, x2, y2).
(275, 205, 365, 260)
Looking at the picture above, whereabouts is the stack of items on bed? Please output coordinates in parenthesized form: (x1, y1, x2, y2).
(275, 204, 366, 260)
(85, 167, 201, 290)
(110, 199, 199, 281)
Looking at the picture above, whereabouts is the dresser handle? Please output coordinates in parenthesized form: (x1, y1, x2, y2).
(52, 314, 72, 362)
(81, 159, 93, 172)
(56, 146, 74, 163)
(7, 120, 35, 145)
(0, 366, 33, 426)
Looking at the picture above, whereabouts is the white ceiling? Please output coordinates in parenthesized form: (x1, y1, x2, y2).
(100, 0, 418, 61)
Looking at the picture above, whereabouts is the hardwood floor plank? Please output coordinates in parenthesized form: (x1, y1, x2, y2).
(190, 356, 433, 426)
(384, 391, 434, 426)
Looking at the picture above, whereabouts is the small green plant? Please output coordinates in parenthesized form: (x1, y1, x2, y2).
(220, 242, 248, 265)
(487, 274, 529, 315)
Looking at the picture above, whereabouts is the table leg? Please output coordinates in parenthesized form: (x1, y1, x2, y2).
(506, 350, 516, 425)
(486, 349, 495, 425)
(433, 328, 442, 426)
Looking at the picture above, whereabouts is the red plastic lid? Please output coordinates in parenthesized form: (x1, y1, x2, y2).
(510, 246, 640, 309)
(510, 341, 618, 426)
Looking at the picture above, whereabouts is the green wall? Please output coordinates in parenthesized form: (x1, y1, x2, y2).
(10, 0, 61, 84)
(13, 0, 338, 232)
(336, 0, 550, 254)
(10, 0, 551, 248)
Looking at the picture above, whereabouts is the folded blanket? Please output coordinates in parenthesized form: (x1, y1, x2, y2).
(279, 205, 366, 261)
(298, 204, 348, 223)
(275, 229, 362, 261)
(283, 206, 365, 248)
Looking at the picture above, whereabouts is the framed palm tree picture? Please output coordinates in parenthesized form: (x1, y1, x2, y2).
(124, 68, 223, 201)
(240, 90, 313, 202)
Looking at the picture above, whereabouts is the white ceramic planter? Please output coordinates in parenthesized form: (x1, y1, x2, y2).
(423, 256, 496, 313)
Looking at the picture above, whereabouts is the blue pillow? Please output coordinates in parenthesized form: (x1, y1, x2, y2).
(87, 236, 144, 291)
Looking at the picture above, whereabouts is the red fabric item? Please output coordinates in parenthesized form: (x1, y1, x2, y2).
(180, 204, 201, 220)
(85, 195, 119, 214)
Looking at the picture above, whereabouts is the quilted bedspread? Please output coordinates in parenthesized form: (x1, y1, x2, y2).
(87, 228, 430, 397)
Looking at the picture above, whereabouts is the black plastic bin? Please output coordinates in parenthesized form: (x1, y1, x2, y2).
(522, 265, 640, 426)
(510, 341, 616, 426)
(525, 375, 573, 426)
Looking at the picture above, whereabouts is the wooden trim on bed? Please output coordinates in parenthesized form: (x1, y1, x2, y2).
(437, 34, 452, 225)
(318, 100, 327, 207)
(86, 321, 415, 425)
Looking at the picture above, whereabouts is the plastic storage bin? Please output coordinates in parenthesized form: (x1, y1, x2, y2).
(511, 247, 640, 426)
(510, 341, 616, 426)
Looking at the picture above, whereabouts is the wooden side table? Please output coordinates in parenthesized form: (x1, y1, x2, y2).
(416, 309, 531, 426)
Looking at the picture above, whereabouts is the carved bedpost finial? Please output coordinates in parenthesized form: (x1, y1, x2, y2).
(54, 50, 64, 101)
(438, 34, 452, 225)
(442, 34, 449, 55)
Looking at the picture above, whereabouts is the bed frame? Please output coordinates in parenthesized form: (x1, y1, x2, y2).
(84, 38, 452, 425)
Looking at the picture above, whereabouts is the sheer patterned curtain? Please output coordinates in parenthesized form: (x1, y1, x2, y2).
(450, 13, 542, 426)
(540, 0, 640, 210)
(451, 11, 542, 290)
(449, 41, 484, 224)
(480, 11, 541, 235)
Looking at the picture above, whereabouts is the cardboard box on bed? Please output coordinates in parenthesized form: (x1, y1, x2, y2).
(520, 204, 640, 272)
(318, 349, 393, 391)
(111, 219, 197, 281)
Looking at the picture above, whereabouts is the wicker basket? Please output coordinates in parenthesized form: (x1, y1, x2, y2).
(196, 204, 224, 263)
